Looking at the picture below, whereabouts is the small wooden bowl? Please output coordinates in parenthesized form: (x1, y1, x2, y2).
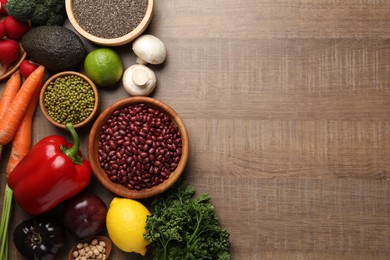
(65, 0, 154, 46)
(68, 235, 112, 260)
(0, 45, 26, 82)
(39, 71, 99, 129)
(88, 97, 189, 199)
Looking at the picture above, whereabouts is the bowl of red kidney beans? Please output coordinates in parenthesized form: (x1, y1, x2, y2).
(88, 96, 189, 199)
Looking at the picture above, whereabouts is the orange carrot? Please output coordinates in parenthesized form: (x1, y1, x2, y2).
(0, 70, 21, 119)
(0, 65, 45, 145)
(5, 75, 41, 178)
(0, 70, 21, 158)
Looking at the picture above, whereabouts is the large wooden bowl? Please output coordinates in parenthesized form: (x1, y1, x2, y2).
(65, 0, 154, 46)
(39, 71, 99, 129)
(88, 97, 189, 199)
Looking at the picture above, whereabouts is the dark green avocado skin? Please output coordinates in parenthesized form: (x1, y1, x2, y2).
(21, 26, 85, 71)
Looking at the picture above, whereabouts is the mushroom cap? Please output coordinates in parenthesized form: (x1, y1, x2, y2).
(122, 64, 157, 96)
(132, 34, 167, 65)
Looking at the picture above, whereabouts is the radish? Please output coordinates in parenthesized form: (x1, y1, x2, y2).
(0, 0, 7, 15)
(0, 39, 20, 75)
(0, 21, 5, 39)
(3, 16, 31, 40)
(19, 60, 39, 78)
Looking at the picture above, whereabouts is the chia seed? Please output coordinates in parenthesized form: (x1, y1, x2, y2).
(72, 0, 148, 39)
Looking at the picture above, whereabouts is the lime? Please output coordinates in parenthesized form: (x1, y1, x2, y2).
(106, 198, 151, 255)
(84, 48, 123, 87)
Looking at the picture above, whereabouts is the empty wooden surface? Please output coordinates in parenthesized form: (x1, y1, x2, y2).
(1, 0, 390, 259)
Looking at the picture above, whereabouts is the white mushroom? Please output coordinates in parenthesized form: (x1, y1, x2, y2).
(132, 34, 167, 65)
(122, 64, 157, 96)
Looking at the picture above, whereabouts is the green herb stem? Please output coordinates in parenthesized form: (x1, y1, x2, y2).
(0, 184, 13, 259)
(158, 237, 170, 260)
(188, 213, 202, 246)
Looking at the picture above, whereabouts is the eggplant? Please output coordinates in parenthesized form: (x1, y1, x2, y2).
(13, 217, 65, 260)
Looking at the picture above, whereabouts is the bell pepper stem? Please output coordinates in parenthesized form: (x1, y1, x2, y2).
(62, 123, 83, 165)
(31, 232, 42, 244)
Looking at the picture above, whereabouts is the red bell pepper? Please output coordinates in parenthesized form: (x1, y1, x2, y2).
(8, 123, 91, 215)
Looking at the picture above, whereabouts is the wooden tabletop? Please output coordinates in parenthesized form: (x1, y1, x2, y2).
(1, 0, 390, 259)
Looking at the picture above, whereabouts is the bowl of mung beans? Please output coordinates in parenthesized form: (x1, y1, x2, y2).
(88, 97, 189, 199)
(40, 71, 99, 129)
(65, 0, 154, 46)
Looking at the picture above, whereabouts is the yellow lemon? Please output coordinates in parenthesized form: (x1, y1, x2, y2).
(84, 48, 123, 87)
(106, 197, 151, 255)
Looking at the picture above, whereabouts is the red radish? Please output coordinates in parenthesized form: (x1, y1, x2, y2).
(20, 60, 39, 79)
(0, 21, 5, 39)
(0, 0, 7, 15)
(3, 16, 31, 40)
(0, 39, 20, 73)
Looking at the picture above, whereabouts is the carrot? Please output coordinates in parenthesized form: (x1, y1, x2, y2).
(5, 75, 40, 178)
(0, 70, 21, 119)
(0, 65, 45, 145)
(0, 70, 21, 158)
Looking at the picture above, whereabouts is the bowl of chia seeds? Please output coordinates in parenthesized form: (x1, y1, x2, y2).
(65, 0, 153, 46)
(39, 71, 99, 129)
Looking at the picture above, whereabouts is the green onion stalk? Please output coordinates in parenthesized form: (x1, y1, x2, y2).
(0, 144, 12, 259)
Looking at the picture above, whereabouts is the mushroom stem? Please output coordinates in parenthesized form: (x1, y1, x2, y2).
(136, 57, 148, 65)
(122, 64, 157, 96)
(132, 69, 149, 87)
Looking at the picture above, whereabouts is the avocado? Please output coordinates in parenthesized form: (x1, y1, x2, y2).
(21, 26, 85, 71)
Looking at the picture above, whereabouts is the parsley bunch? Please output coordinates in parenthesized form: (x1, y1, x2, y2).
(145, 180, 231, 260)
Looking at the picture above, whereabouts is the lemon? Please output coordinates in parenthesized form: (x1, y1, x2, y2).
(106, 197, 151, 255)
(84, 48, 123, 87)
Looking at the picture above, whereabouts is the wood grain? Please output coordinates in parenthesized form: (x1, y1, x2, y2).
(1, 0, 390, 259)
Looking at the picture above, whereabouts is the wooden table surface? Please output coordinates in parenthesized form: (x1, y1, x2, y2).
(1, 0, 390, 259)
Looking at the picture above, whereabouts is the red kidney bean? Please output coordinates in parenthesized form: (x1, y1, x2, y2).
(136, 162, 142, 171)
(131, 147, 138, 155)
(98, 103, 183, 191)
(137, 155, 143, 163)
(174, 156, 181, 163)
(141, 144, 148, 151)
(118, 158, 126, 165)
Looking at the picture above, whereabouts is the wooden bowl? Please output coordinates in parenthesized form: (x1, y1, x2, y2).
(68, 235, 112, 260)
(88, 97, 189, 199)
(39, 71, 99, 129)
(65, 0, 154, 46)
(0, 45, 26, 82)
